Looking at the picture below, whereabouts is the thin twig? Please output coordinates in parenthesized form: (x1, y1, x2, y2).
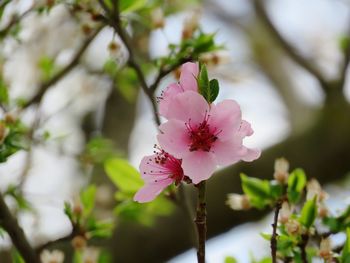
(0, 192, 40, 263)
(0, 6, 34, 38)
(36, 232, 75, 254)
(252, 0, 329, 91)
(299, 234, 309, 263)
(271, 201, 282, 263)
(22, 25, 103, 108)
(195, 181, 207, 263)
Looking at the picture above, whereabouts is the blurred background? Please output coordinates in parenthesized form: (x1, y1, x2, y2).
(0, 0, 350, 262)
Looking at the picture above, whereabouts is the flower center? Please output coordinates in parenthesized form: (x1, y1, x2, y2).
(186, 117, 219, 152)
(149, 148, 184, 184)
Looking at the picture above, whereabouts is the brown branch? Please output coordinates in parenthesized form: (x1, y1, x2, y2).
(22, 25, 103, 108)
(35, 232, 74, 254)
(194, 181, 207, 263)
(0, 6, 34, 38)
(299, 234, 309, 263)
(271, 201, 282, 263)
(252, 0, 329, 91)
(0, 192, 40, 263)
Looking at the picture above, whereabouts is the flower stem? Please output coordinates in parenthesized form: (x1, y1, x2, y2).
(271, 201, 282, 263)
(195, 181, 207, 263)
(299, 234, 309, 263)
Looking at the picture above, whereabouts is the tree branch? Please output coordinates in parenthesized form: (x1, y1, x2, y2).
(0, 193, 40, 263)
(271, 201, 282, 263)
(22, 25, 103, 108)
(195, 181, 207, 263)
(252, 0, 329, 91)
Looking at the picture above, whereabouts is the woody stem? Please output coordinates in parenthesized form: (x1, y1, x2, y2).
(195, 181, 207, 263)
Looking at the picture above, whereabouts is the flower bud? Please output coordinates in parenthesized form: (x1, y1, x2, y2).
(82, 247, 100, 263)
(151, 8, 165, 29)
(71, 235, 87, 250)
(226, 194, 250, 210)
(273, 158, 289, 184)
(40, 249, 64, 263)
(319, 238, 332, 261)
(318, 205, 329, 218)
(285, 219, 300, 235)
(182, 9, 201, 39)
(306, 179, 328, 202)
(279, 201, 292, 224)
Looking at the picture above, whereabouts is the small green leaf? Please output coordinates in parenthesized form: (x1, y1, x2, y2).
(11, 250, 24, 263)
(342, 228, 350, 263)
(64, 201, 73, 221)
(340, 35, 350, 53)
(80, 185, 96, 217)
(104, 158, 143, 193)
(119, 0, 147, 13)
(224, 256, 238, 263)
(0, 76, 9, 105)
(299, 196, 317, 228)
(198, 64, 210, 100)
(208, 79, 219, 103)
(38, 56, 55, 81)
(240, 174, 271, 209)
(287, 168, 306, 203)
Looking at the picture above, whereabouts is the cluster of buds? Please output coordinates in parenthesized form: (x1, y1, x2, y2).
(306, 179, 328, 202)
(279, 201, 293, 224)
(273, 158, 289, 184)
(226, 194, 251, 210)
(285, 219, 301, 236)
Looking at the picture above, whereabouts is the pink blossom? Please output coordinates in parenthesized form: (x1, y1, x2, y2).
(159, 62, 199, 119)
(134, 148, 184, 203)
(157, 91, 260, 184)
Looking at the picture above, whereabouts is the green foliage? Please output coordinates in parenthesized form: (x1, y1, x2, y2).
(38, 56, 56, 81)
(83, 137, 116, 164)
(323, 206, 350, 232)
(342, 228, 350, 263)
(81, 185, 96, 217)
(5, 185, 32, 211)
(299, 196, 317, 228)
(11, 250, 24, 263)
(105, 158, 143, 194)
(339, 35, 350, 53)
(240, 174, 272, 209)
(120, 0, 148, 13)
(197, 64, 219, 103)
(224, 256, 238, 263)
(0, 119, 28, 163)
(105, 158, 174, 226)
(0, 75, 9, 105)
(287, 169, 306, 204)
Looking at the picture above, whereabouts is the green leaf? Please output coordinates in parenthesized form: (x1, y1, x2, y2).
(0, 76, 9, 105)
(64, 201, 73, 221)
(38, 56, 55, 81)
(198, 64, 210, 100)
(340, 35, 350, 53)
(240, 174, 271, 209)
(224, 256, 238, 263)
(342, 228, 350, 263)
(299, 196, 317, 228)
(11, 250, 24, 263)
(120, 0, 147, 13)
(80, 185, 96, 217)
(287, 168, 306, 203)
(104, 158, 143, 193)
(208, 79, 219, 103)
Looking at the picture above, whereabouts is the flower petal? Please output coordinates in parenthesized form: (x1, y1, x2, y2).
(241, 147, 261, 162)
(157, 120, 189, 158)
(239, 120, 254, 137)
(179, 62, 199, 92)
(134, 179, 173, 203)
(159, 83, 183, 118)
(211, 137, 243, 165)
(139, 155, 168, 182)
(181, 151, 216, 184)
(166, 91, 209, 123)
(208, 99, 242, 141)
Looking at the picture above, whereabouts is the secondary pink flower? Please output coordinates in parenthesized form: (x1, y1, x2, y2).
(159, 62, 199, 119)
(157, 91, 260, 184)
(134, 148, 184, 203)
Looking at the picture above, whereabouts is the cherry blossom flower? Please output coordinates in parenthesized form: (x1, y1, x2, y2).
(134, 148, 184, 203)
(158, 62, 199, 119)
(157, 91, 260, 184)
(40, 249, 65, 263)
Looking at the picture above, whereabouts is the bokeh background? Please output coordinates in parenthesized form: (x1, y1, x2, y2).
(0, 0, 350, 262)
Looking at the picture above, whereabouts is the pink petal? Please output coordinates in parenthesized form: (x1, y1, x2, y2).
(211, 137, 243, 165)
(212, 137, 261, 165)
(139, 155, 169, 182)
(134, 179, 173, 203)
(181, 151, 216, 184)
(239, 120, 254, 137)
(157, 120, 190, 158)
(208, 100, 242, 141)
(179, 62, 199, 92)
(241, 147, 261, 162)
(159, 83, 183, 118)
(166, 91, 209, 123)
